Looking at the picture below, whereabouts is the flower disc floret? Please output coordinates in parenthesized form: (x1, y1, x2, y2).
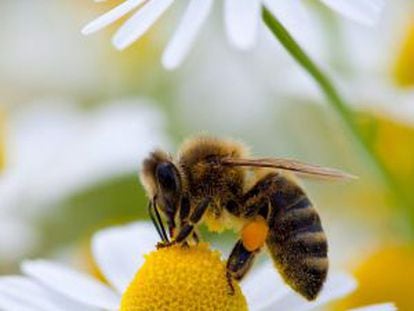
(120, 243, 248, 311)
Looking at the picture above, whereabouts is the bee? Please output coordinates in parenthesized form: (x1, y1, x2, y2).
(139, 136, 354, 300)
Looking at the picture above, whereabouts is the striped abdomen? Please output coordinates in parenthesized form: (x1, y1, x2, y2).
(265, 174, 328, 300)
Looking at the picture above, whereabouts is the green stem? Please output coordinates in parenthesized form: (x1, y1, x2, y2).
(262, 7, 410, 222)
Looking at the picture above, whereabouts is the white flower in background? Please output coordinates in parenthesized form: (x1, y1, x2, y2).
(0, 99, 169, 261)
(0, 1, 112, 101)
(0, 216, 39, 263)
(327, 0, 414, 125)
(1, 98, 168, 208)
(0, 222, 396, 311)
(82, 0, 385, 69)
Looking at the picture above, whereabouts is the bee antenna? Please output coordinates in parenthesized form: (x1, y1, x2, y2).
(148, 199, 169, 243)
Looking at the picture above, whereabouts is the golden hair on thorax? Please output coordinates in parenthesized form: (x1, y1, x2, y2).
(140, 135, 354, 300)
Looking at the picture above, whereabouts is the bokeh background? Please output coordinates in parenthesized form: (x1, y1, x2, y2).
(1, 0, 414, 310)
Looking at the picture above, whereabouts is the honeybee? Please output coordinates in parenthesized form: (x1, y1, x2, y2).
(139, 136, 354, 300)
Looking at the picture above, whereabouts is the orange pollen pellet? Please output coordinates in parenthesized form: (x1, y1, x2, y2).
(241, 217, 269, 252)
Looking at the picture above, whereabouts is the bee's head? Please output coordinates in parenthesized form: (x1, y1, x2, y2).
(140, 150, 182, 217)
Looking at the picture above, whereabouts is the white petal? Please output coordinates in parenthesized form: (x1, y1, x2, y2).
(112, 0, 175, 50)
(224, 0, 261, 50)
(319, 0, 385, 26)
(349, 303, 397, 311)
(0, 276, 98, 311)
(82, 0, 146, 35)
(0, 293, 33, 311)
(242, 262, 290, 310)
(92, 222, 159, 294)
(162, 0, 213, 70)
(0, 277, 58, 311)
(259, 271, 357, 311)
(21, 260, 120, 310)
(263, 0, 322, 56)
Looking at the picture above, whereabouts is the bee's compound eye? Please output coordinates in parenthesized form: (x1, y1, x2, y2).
(156, 162, 180, 192)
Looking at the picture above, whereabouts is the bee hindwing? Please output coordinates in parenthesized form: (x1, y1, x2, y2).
(265, 174, 328, 300)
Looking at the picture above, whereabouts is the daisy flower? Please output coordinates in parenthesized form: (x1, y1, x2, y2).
(336, 246, 414, 310)
(82, 0, 386, 69)
(0, 99, 167, 209)
(344, 0, 414, 107)
(0, 222, 396, 311)
(0, 99, 168, 262)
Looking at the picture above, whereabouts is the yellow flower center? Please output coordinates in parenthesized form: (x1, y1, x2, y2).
(393, 20, 414, 87)
(332, 246, 414, 310)
(120, 243, 248, 311)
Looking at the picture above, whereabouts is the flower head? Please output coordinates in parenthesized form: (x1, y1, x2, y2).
(336, 246, 414, 311)
(0, 222, 396, 310)
(82, 0, 385, 69)
(121, 243, 247, 311)
(0, 101, 169, 267)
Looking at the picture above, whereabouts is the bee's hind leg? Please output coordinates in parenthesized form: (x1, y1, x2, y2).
(225, 181, 272, 294)
(226, 240, 258, 295)
(226, 204, 269, 282)
(226, 240, 257, 280)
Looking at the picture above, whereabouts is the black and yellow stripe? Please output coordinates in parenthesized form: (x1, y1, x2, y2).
(263, 174, 328, 300)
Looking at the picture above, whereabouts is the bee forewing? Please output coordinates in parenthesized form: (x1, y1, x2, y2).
(221, 158, 357, 180)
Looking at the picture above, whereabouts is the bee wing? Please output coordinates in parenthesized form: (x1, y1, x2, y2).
(221, 158, 356, 180)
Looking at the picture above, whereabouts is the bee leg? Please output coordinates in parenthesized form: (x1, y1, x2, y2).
(175, 197, 211, 244)
(191, 230, 200, 243)
(224, 177, 274, 284)
(166, 217, 176, 240)
(148, 200, 169, 243)
(178, 195, 191, 225)
(226, 271, 235, 295)
(226, 240, 257, 283)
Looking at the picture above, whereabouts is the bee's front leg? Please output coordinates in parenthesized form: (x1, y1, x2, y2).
(156, 239, 177, 249)
(158, 230, 198, 249)
(159, 197, 210, 248)
(191, 230, 200, 243)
